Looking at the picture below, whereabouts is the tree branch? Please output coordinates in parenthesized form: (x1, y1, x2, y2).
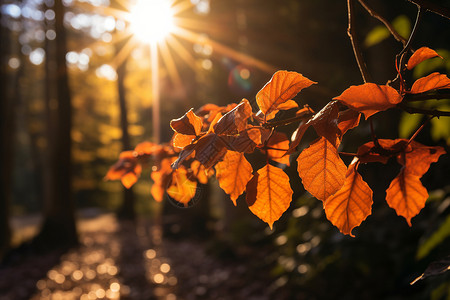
(347, 0, 372, 83)
(407, 0, 450, 20)
(398, 103, 450, 117)
(404, 92, 450, 102)
(357, 0, 407, 45)
(263, 112, 314, 128)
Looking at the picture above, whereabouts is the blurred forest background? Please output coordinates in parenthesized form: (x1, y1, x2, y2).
(1, 0, 449, 299)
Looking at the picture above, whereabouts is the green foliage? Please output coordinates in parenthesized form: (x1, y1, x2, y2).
(365, 15, 411, 47)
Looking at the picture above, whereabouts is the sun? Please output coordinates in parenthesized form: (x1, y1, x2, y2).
(128, 0, 175, 44)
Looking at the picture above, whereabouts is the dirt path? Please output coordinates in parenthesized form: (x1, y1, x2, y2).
(0, 214, 273, 300)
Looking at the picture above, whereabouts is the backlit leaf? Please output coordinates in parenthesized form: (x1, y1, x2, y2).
(338, 109, 361, 137)
(410, 72, 450, 94)
(265, 132, 290, 165)
(246, 164, 293, 229)
(310, 101, 340, 146)
(194, 133, 228, 169)
(402, 141, 445, 177)
(256, 71, 316, 120)
(386, 169, 428, 226)
(324, 158, 373, 237)
(334, 83, 403, 118)
(167, 168, 198, 206)
(297, 137, 347, 202)
(170, 108, 203, 136)
(407, 47, 442, 70)
(214, 99, 252, 135)
(151, 157, 174, 202)
(215, 151, 253, 205)
(172, 133, 195, 149)
(134, 141, 156, 155)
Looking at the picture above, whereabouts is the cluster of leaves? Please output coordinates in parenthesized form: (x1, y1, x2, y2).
(107, 47, 448, 236)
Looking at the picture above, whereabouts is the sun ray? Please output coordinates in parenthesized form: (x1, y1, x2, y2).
(165, 35, 197, 70)
(173, 27, 277, 74)
(111, 37, 139, 69)
(171, 0, 194, 15)
(158, 39, 183, 90)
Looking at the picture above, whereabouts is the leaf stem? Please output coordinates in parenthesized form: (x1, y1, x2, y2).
(357, 0, 407, 45)
(407, 116, 432, 145)
(397, 5, 424, 69)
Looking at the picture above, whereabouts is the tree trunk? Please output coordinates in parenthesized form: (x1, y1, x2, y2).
(0, 7, 13, 258)
(116, 53, 136, 220)
(35, 0, 78, 248)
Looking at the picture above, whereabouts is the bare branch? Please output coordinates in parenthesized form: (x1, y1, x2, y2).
(347, 0, 371, 83)
(398, 103, 450, 117)
(357, 0, 407, 45)
(407, 0, 450, 20)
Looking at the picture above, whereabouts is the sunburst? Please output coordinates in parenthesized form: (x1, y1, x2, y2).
(88, 0, 277, 143)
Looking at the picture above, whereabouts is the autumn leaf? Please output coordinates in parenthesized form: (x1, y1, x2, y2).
(151, 157, 175, 202)
(167, 167, 198, 206)
(338, 109, 361, 137)
(190, 160, 210, 184)
(213, 99, 253, 135)
(193, 133, 228, 169)
(402, 141, 446, 177)
(310, 101, 340, 146)
(385, 169, 428, 226)
(246, 164, 293, 229)
(297, 137, 347, 202)
(134, 141, 156, 155)
(410, 72, 450, 94)
(262, 131, 290, 165)
(287, 120, 311, 155)
(170, 108, 203, 136)
(105, 151, 141, 189)
(407, 47, 442, 70)
(357, 139, 409, 164)
(256, 70, 316, 121)
(324, 158, 373, 236)
(334, 83, 403, 118)
(215, 151, 253, 205)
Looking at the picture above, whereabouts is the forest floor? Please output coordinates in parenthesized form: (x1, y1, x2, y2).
(0, 212, 276, 300)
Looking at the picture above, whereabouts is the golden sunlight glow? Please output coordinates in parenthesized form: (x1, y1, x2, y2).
(129, 0, 175, 44)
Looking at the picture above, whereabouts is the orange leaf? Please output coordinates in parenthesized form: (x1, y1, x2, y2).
(407, 47, 442, 70)
(402, 141, 446, 177)
(310, 101, 340, 147)
(190, 160, 210, 184)
(134, 141, 156, 155)
(264, 132, 290, 165)
(105, 151, 141, 188)
(334, 83, 402, 118)
(170, 108, 203, 136)
(193, 133, 228, 169)
(246, 164, 293, 229)
(215, 151, 253, 205)
(324, 158, 373, 236)
(287, 120, 311, 155)
(256, 71, 316, 120)
(151, 158, 174, 202)
(410, 72, 450, 94)
(172, 133, 195, 149)
(213, 99, 252, 135)
(297, 137, 347, 201)
(338, 109, 361, 137)
(357, 139, 409, 164)
(265, 100, 299, 120)
(167, 168, 198, 206)
(386, 169, 428, 226)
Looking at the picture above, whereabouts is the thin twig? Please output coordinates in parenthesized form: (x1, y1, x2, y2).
(347, 0, 372, 83)
(398, 103, 450, 117)
(397, 6, 424, 68)
(407, 0, 450, 20)
(404, 93, 450, 102)
(357, 0, 407, 45)
(407, 116, 433, 145)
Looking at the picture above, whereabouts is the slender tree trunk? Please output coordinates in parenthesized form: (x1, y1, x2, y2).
(0, 8, 13, 258)
(35, 0, 78, 247)
(116, 54, 136, 220)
